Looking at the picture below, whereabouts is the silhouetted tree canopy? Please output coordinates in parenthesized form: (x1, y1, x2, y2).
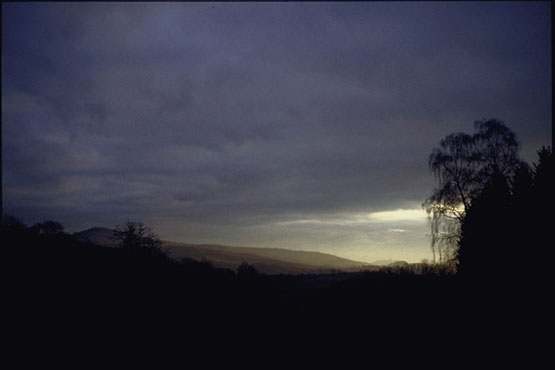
(457, 170, 512, 276)
(30, 221, 65, 235)
(424, 119, 522, 265)
(237, 261, 258, 277)
(473, 119, 520, 180)
(113, 221, 166, 260)
(458, 146, 552, 281)
(1, 214, 27, 234)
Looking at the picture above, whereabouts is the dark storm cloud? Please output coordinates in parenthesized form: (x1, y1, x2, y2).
(2, 2, 551, 261)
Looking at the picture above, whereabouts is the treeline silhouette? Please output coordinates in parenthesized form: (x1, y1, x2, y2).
(2, 213, 545, 363)
(418, 120, 551, 363)
(424, 119, 552, 286)
(3, 216, 459, 333)
(459, 146, 553, 285)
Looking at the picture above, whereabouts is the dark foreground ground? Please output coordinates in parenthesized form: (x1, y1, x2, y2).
(3, 229, 549, 366)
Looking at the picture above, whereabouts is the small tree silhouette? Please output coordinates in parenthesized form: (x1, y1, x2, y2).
(237, 262, 258, 278)
(113, 221, 165, 259)
(30, 221, 65, 235)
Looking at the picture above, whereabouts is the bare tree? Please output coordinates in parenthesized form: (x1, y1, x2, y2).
(424, 132, 478, 263)
(473, 119, 520, 181)
(113, 221, 164, 257)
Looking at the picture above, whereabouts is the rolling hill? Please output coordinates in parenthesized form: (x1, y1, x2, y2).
(163, 241, 373, 274)
(72, 227, 375, 274)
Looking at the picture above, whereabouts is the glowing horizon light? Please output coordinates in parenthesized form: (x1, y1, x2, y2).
(274, 208, 427, 227)
(368, 208, 426, 222)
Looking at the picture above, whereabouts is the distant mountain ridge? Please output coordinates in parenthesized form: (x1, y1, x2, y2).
(71, 227, 406, 274)
(163, 241, 369, 274)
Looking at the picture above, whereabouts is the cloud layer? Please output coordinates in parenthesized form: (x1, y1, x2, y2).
(2, 3, 551, 262)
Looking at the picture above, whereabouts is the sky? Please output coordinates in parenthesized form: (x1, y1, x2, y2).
(2, 2, 551, 263)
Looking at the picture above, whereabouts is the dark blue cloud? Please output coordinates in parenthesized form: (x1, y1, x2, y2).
(2, 2, 551, 262)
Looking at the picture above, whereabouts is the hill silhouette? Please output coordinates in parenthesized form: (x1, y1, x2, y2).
(72, 227, 119, 247)
(162, 242, 371, 274)
(72, 227, 372, 274)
